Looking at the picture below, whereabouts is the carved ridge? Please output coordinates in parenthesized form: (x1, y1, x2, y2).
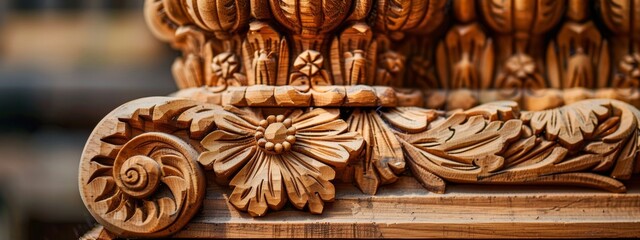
(173, 85, 423, 107)
(79, 97, 214, 237)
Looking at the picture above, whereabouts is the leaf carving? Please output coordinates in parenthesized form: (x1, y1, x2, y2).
(599, 0, 631, 33)
(412, 0, 447, 34)
(531, 0, 565, 34)
(380, 107, 439, 133)
(401, 100, 640, 193)
(376, 0, 411, 32)
(522, 100, 609, 149)
(403, 114, 522, 165)
(347, 109, 405, 195)
(268, 0, 352, 35)
(400, 111, 523, 189)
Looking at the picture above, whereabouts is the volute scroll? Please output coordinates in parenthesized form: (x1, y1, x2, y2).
(79, 97, 211, 238)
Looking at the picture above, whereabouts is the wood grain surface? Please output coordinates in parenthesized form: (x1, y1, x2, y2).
(174, 175, 640, 239)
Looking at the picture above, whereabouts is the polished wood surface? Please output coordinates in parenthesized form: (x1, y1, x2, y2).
(79, 97, 640, 238)
(79, 0, 640, 238)
(174, 175, 640, 239)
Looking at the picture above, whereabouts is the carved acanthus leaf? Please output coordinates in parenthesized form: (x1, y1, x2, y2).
(401, 113, 522, 175)
(522, 100, 609, 149)
(400, 99, 640, 193)
(380, 107, 440, 133)
(346, 109, 405, 194)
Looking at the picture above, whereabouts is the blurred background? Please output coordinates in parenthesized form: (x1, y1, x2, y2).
(0, 0, 178, 239)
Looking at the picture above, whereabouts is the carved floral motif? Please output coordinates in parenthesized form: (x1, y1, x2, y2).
(199, 107, 363, 216)
(79, 0, 640, 237)
(212, 52, 246, 86)
(289, 50, 332, 90)
(294, 50, 324, 77)
(79, 98, 640, 240)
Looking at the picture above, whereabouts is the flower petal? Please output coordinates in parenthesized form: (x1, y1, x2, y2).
(299, 65, 312, 76)
(294, 132, 364, 168)
(281, 151, 336, 214)
(309, 65, 320, 75)
(228, 152, 286, 217)
(200, 130, 256, 181)
(214, 106, 261, 135)
(297, 119, 348, 136)
(294, 56, 307, 69)
(287, 109, 305, 120)
(523, 64, 535, 74)
(292, 108, 340, 130)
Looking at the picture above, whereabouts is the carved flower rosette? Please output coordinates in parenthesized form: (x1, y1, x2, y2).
(199, 107, 363, 216)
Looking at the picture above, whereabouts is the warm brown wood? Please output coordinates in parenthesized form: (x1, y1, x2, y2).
(79, 0, 640, 238)
(436, 0, 493, 110)
(80, 97, 640, 230)
(79, 225, 115, 240)
(402, 99, 640, 193)
(199, 106, 364, 217)
(172, 175, 640, 239)
(547, 0, 609, 90)
(345, 109, 405, 194)
(173, 85, 423, 107)
(79, 98, 210, 238)
(145, 0, 640, 111)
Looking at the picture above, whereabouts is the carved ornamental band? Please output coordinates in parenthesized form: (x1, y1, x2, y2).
(79, 0, 640, 238)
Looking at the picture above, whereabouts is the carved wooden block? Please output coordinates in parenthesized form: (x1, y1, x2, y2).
(80, 0, 640, 238)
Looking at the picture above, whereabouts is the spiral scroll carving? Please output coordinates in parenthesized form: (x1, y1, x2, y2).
(116, 154, 161, 199)
(79, 98, 211, 237)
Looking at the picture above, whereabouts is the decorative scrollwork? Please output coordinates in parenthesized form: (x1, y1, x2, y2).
(400, 99, 640, 193)
(79, 98, 216, 237)
(81, 97, 640, 228)
(79, 0, 640, 234)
